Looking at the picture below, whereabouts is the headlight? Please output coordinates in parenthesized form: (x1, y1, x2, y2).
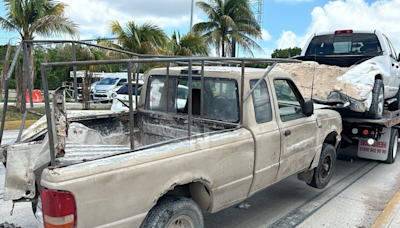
(107, 90, 113, 94)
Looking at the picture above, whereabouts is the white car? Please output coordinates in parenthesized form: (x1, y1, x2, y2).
(111, 82, 144, 111)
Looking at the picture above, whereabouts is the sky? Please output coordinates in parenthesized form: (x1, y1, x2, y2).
(1, 0, 400, 58)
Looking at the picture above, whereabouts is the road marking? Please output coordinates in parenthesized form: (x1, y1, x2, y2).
(269, 161, 380, 228)
(372, 188, 400, 228)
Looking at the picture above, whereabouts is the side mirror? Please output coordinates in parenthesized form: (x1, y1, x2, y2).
(302, 100, 314, 116)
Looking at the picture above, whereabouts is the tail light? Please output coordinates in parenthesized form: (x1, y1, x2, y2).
(41, 189, 77, 228)
(335, 30, 353, 34)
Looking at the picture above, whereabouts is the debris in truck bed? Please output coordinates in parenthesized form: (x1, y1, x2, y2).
(275, 62, 362, 100)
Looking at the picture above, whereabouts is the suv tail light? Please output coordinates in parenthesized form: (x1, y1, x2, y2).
(41, 189, 77, 228)
(335, 30, 353, 34)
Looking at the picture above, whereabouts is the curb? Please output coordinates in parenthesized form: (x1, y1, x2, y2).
(372, 188, 400, 228)
(0, 120, 38, 131)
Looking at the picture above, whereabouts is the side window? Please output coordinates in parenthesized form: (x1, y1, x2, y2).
(387, 38, 397, 60)
(118, 79, 127, 86)
(250, 79, 272, 123)
(273, 79, 302, 120)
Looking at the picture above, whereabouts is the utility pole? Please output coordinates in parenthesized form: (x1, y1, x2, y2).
(190, 0, 194, 34)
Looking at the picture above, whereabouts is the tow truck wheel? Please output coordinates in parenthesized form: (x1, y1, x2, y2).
(385, 128, 398, 164)
(308, 143, 336, 189)
(366, 79, 384, 119)
(142, 196, 204, 228)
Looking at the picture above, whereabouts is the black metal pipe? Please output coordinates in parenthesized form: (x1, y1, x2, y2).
(0, 80, 10, 145)
(240, 60, 245, 125)
(135, 63, 140, 108)
(16, 110, 28, 142)
(40, 57, 300, 68)
(72, 42, 78, 101)
(200, 61, 204, 118)
(188, 60, 193, 136)
(127, 62, 135, 151)
(41, 65, 56, 166)
(166, 64, 169, 113)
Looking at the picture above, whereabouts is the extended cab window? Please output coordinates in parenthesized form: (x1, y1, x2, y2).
(146, 75, 239, 123)
(250, 79, 272, 123)
(273, 79, 302, 120)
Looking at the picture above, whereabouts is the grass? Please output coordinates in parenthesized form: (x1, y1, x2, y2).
(0, 107, 46, 122)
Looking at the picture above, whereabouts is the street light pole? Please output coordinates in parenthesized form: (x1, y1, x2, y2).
(190, 0, 194, 34)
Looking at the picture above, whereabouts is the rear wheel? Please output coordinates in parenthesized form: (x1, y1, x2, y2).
(385, 128, 398, 164)
(142, 196, 204, 228)
(366, 79, 384, 119)
(308, 143, 336, 189)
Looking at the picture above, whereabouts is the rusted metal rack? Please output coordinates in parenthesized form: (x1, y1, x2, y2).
(0, 39, 300, 167)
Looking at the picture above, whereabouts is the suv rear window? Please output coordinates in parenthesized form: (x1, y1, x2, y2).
(305, 33, 382, 56)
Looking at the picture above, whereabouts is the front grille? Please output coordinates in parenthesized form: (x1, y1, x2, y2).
(95, 94, 107, 97)
(96, 90, 106, 93)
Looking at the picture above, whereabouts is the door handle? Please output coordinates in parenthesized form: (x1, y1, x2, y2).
(284, 130, 291, 137)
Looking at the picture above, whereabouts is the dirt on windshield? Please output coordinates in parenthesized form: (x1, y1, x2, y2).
(275, 62, 360, 99)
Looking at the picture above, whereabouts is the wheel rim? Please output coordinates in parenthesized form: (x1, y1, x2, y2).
(320, 155, 332, 179)
(393, 134, 398, 160)
(378, 90, 384, 117)
(167, 215, 195, 228)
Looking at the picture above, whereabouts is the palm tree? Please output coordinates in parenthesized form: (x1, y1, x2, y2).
(168, 31, 209, 56)
(193, 0, 263, 57)
(110, 20, 168, 55)
(0, 0, 79, 112)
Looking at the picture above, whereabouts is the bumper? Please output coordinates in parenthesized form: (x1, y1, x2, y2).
(313, 91, 368, 113)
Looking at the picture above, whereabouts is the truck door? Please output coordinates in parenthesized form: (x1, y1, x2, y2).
(271, 79, 319, 181)
(247, 79, 281, 195)
(384, 36, 400, 95)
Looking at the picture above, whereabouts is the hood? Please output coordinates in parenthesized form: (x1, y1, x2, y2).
(95, 85, 115, 91)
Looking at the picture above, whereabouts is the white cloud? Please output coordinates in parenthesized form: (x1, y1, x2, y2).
(261, 29, 272, 41)
(276, 0, 400, 51)
(59, 0, 205, 39)
(275, 0, 313, 2)
(276, 30, 307, 49)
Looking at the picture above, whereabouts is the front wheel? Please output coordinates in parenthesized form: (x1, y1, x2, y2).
(385, 128, 398, 164)
(142, 196, 204, 228)
(308, 143, 337, 189)
(366, 79, 384, 119)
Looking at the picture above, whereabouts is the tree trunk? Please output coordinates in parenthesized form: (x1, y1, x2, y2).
(16, 58, 26, 113)
(231, 39, 236, 57)
(0, 44, 12, 102)
(222, 39, 225, 57)
(29, 44, 36, 89)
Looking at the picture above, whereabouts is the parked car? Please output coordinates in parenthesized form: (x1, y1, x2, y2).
(111, 81, 144, 111)
(93, 73, 128, 101)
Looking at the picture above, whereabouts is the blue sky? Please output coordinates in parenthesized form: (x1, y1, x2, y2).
(1, 0, 399, 57)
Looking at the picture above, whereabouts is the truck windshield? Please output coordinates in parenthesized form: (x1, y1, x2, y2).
(305, 33, 382, 56)
(146, 75, 239, 123)
(98, 78, 118, 85)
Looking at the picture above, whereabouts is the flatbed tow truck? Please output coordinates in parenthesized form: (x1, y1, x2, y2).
(328, 107, 399, 163)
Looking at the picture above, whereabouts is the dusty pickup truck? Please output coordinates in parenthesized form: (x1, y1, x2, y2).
(2, 63, 342, 228)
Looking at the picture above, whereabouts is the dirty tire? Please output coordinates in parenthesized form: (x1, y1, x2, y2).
(142, 196, 204, 228)
(308, 143, 336, 189)
(388, 86, 400, 111)
(0, 222, 19, 228)
(386, 128, 398, 164)
(366, 79, 384, 119)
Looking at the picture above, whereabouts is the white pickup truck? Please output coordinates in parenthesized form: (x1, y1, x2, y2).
(297, 29, 400, 119)
(2, 62, 342, 228)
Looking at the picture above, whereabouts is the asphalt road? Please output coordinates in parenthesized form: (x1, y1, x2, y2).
(1, 130, 399, 228)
